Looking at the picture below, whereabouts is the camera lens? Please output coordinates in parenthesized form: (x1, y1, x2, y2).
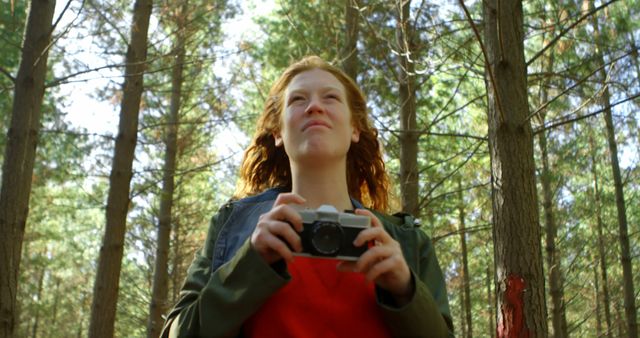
(311, 221, 343, 256)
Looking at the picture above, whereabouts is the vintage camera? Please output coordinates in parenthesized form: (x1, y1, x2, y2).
(293, 205, 370, 261)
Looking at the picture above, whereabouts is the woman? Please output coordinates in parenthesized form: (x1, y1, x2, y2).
(161, 56, 453, 337)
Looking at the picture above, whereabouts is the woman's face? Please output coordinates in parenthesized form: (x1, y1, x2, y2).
(274, 68, 360, 164)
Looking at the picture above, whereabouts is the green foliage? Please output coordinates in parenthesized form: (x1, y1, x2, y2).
(7, 0, 640, 336)
(0, 1, 26, 159)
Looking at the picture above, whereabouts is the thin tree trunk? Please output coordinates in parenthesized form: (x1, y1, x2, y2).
(487, 265, 495, 338)
(88, 0, 153, 336)
(397, 0, 419, 216)
(458, 178, 472, 338)
(48, 277, 60, 338)
(538, 129, 567, 338)
(171, 222, 182, 304)
(30, 268, 45, 338)
(617, 307, 624, 338)
(147, 3, 186, 336)
(459, 278, 466, 338)
(591, 5, 637, 336)
(601, 76, 637, 338)
(630, 33, 640, 88)
(341, 0, 359, 81)
(483, 0, 548, 336)
(535, 38, 567, 338)
(589, 133, 612, 337)
(593, 253, 603, 338)
(0, 1, 56, 337)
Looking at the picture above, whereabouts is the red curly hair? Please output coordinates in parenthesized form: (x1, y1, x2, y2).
(235, 56, 391, 212)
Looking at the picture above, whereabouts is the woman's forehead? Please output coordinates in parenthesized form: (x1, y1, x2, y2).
(286, 69, 346, 94)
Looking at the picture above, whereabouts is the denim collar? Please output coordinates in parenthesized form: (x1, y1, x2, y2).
(237, 187, 364, 211)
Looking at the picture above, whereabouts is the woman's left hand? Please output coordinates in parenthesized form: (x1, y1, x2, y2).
(337, 209, 413, 304)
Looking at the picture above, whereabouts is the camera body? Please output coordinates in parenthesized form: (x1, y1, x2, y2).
(294, 205, 370, 261)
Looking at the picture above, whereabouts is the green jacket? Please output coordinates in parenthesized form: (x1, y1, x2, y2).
(161, 188, 454, 337)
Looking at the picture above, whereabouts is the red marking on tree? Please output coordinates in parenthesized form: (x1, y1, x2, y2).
(497, 275, 530, 338)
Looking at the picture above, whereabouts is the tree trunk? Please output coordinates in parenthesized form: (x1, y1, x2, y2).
(341, 0, 359, 81)
(589, 133, 612, 337)
(591, 5, 637, 336)
(630, 30, 640, 89)
(458, 178, 472, 338)
(459, 279, 466, 338)
(88, 0, 153, 336)
(397, 0, 419, 216)
(171, 222, 182, 304)
(538, 129, 567, 338)
(31, 267, 45, 338)
(593, 251, 603, 338)
(535, 41, 568, 338)
(487, 265, 495, 338)
(601, 74, 638, 338)
(147, 3, 186, 336)
(483, 0, 548, 337)
(48, 277, 60, 338)
(0, 0, 56, 337)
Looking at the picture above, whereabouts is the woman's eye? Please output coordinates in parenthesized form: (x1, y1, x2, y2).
(326, 94, 340, 100)
(290, 96, 305, 103)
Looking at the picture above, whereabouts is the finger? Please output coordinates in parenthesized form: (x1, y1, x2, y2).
(266, 204, 304, 232)
(268, 236, 293, 262)
(354, 245, 394, 273)
(353, 226, 392, 247)
(261, 232, 296, 262)
(274, 192, 306, 207)
(267, 220, 303, 252)
(365, 255, 404, 282)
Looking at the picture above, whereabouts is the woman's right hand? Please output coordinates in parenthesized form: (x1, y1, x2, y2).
(250, 193, 306, 265)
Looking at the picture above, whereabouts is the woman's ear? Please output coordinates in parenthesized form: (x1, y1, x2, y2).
(351, 127, 360, 143)
(273, 132, 283, 147)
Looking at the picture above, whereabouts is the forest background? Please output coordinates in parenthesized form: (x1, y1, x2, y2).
(0, 0, 638, 337)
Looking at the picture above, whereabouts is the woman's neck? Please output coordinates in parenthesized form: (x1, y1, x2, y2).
(290, 160, 353, 212)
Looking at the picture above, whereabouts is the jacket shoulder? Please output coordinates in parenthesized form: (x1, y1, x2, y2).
(229, 187, 284, 205)
(372, 210, 420, 229)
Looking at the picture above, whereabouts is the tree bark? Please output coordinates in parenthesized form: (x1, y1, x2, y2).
(601, 90, 637, 338)
(88, 0, 153, 336)
(591, 4, 637, 336)
(30, 267, 45, 338)
(538, 129, 567, 338)
(341, 0, 359, 81)
(397, 0, 419, 216)
(486, 265, 495, 338)
(535, 22, 568, 338)
(589, 133, 612, 337)
(458, 178, 473, 338)
(0, 0, 56, 337)
(593, 259, 602, 337)
(171, 222, 182, 304)
(482, 0, 548, 337)
(48, 277, 60, 338)
(147, 3, 186, 336)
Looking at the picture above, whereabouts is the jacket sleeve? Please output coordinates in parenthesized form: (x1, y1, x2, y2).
(375, 228, 454, 338)
(160, 207, 290, 338)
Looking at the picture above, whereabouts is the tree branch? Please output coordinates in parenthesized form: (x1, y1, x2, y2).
(533, 92, 640, 134)
(523, 49, 634, 125)
(526, 0, 619, 66)
(458, 0, 506, 123)
(419, 140, 485, 209)
(432, 223, 492, 242)
(0, 66, 15, 83)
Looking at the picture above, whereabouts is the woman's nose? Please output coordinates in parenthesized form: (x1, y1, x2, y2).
(304, 96, 325, 115)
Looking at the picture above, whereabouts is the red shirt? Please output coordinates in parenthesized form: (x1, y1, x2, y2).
(243, 257, 392, 338)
